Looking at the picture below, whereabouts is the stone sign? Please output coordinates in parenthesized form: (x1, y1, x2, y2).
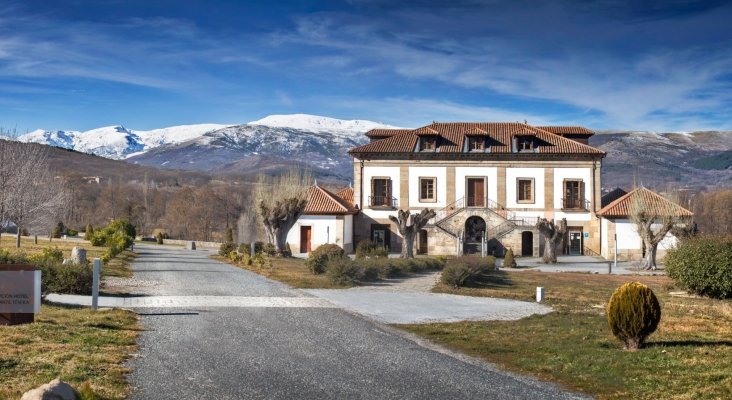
(0, 265, 41, 325)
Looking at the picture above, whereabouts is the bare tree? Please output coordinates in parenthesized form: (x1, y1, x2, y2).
(255, 169, 311, 256)
(630, 190, 690, 270)
(389, 209, 436, 258)
(536, 218, 567, 263)
(0, 141, 69, 246)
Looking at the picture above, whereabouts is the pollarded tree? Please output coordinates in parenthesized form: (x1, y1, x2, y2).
(630, 189, 691, 270)
(255, 169, 311, 256)
(536, 218, 567, 263)
(389, 209, 436, 258)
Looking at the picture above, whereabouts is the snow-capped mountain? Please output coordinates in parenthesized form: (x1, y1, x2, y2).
(13, 114, 397, 161)
(17, 124, 231, 159)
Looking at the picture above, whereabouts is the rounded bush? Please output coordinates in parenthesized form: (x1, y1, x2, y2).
(262, 243, 277, 256)
(607, 282, 661, 350)
(440, 262, 473, 287)
(665, 236, 732, 299)
(503, 248, 517, 268)
(219, 242, 236, 257)
(305, 244, 344, 274)
(326, 257, 363, 285)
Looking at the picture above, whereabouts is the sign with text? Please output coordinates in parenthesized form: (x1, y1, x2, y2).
(0, 269, 41, 313)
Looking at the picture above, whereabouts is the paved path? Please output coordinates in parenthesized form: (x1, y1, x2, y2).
(510, 255, 664, 275)
(68, 244, 587, 399)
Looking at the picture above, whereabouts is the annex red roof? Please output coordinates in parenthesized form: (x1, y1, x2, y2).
(349, 122, 605, 155)
(304, 185, 358, 215)
(536, 126, 595, 135)
(336, 187, 354, 206)
(597, 187, 693, 218)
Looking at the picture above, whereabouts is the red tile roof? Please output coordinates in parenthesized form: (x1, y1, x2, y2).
(349, 122, 605, 155)
(536, 126, 595, 135)
(364, 128, 412, 138)
(597, 187, 693, 218)
(336, 187, 354, 206)
(304, 185, 358, 215)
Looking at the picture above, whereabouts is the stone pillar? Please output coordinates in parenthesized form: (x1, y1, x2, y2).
(71, 247, 87, 265)
(496, 167, 506, 206)
(399, 165, 409, 209)
(544, 167, 554, 219)
(446, 166, 456, 205)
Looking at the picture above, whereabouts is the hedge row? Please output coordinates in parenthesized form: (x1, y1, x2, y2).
(0, 249, 92, 295)
(665, 236, 732, 299)
(325, 254, 445, 285)
(439, 256, 497, 288)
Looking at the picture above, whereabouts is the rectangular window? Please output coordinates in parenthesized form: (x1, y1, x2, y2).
(370, 178, 392, 207)
(420, 137, 437, 151)
(468, 137, 485, 151)
(563, 179, 584, 209)
(517, 178, 534, 203)
(419, 177, 436, 202)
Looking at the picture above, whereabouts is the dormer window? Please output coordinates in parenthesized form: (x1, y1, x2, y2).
(420, 136, 437, 151)
(513, 136, 540, 153)
(468, 137, 485, 151)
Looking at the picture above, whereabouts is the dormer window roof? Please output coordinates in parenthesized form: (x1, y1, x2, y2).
(419, 135, 438, 151)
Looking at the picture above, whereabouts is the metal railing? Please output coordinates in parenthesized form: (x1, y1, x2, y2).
(368, 195, 398, 208)
(561, 197, 590, 210)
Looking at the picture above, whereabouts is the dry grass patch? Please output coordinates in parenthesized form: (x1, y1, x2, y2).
(0, 236, 135, 278)
(212, 255, 352, 289)
(0, 305, 139, 399)
(398, 270, 732, 399)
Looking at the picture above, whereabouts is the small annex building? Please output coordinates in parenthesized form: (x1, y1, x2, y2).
(286, 185, 357, 254)
(598, 187, 693, 260)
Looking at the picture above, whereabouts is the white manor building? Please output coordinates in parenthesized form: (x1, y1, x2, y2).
(288, 121, 692, 260)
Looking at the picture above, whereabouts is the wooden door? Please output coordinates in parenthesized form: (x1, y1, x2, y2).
(467, 178, 485, 207)
(300, 226, 312, 253)
(569, 231, 582, 255)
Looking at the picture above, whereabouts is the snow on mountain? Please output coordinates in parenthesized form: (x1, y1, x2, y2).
(249, 114, 400, 136)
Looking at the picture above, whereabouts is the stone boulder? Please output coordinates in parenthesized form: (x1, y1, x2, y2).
(70, 247, 87, 265)
(186, 241, 196, 250)
(21, 378, 77, 400)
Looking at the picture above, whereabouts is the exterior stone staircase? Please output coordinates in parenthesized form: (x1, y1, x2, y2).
(429, 197, 540, 240)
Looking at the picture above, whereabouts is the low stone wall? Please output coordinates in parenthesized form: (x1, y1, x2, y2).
(161, 239, 222, 249)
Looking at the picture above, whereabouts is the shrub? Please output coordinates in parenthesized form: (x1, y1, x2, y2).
(263, 243, 277, 256)
(66, 229, 79, 237)
(89, 219, 136, 262)
(283, 243, 292, 257)
(156, 232, 164, 244)
(254, 241, 265, 254)
(305, 244, 345, 274)
(84, 224, 94, 241)
(238, 243, 251, 256)
(607, 282, 661, 350)
(503, 248, 517, 268)
(355, 239, 389, 259)
(219, 242, 236, 257)
(326, 257, 364, 285)
(665, 236, 732, 299)
(28, 246, 64, 264)
(440, 256, 495, 288)
(51, 222, 64, 238)
(225, 227, 234, 243)
(38, 262, 94, 295)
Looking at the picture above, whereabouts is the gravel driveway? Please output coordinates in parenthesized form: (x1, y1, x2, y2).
(124, 244, 584, 400)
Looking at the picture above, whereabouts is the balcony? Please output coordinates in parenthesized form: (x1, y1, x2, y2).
(369, 196, 398, 209)
(561, 197, 590, 211)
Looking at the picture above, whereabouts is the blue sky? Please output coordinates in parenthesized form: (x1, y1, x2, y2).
(1, 0, 731, 132)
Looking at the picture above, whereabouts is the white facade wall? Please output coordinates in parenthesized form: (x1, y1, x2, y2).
(343, 215, 353, 246)
(408, 166, 447, 208)
(506, 168, 545, 208)
(287, 215, 338, 251)
(614, 218, 678, 250)
(455, 167, 498, 204)
(600, 217, 609, 256)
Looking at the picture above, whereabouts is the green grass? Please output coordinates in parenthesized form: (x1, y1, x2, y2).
(0, 305, 139, 400)
(398, 270, 732, 399)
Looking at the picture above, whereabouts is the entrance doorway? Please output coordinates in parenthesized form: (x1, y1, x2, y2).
(521, 231, 533, 256)
(371, 224, 391, 250)
(568, 229, 583, 255)
(463, 216, 486, 255)
(418, 229, 428, 254)
(466, 178, 485, 207)
(300, 226, 312, 253)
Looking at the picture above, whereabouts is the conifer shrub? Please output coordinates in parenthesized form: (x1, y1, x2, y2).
(665, 236, 732, 299)
(225, 227, 234, 243)
(84, 224, 94, 241)
(607, 282, 661, 350)
(219, 242, 236, 257)
(156, 232, 164, 244)
(305, 244, 345, 274)
(503, 248, 517, 268)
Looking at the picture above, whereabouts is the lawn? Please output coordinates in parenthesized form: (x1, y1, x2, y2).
(0, 305, 139, 399)
(0, 235, 135, 277)
(212, 255, 350, 288)
(400, 270, 732, 399)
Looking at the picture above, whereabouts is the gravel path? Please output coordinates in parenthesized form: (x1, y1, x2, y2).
(121, 244, 584, 400)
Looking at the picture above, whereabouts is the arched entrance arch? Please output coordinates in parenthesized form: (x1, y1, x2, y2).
(463, 216, 486, 255)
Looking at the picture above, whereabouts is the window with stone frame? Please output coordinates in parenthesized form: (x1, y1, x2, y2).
(419, 177, 436, 202)
(370, 177, 392, 207)
(563, 179, 585, 209)
(517, 178, 534, 203)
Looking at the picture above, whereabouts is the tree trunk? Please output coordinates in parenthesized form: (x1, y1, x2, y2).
(639, 238, 658, 270)
(16, 227, 21, 248)
(389, 209, 436, 259)
(275, 229, 288, 256)
(536, 218, 567, 264)
(542, 235, 556, 263)
(402, 231, 415, 258)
